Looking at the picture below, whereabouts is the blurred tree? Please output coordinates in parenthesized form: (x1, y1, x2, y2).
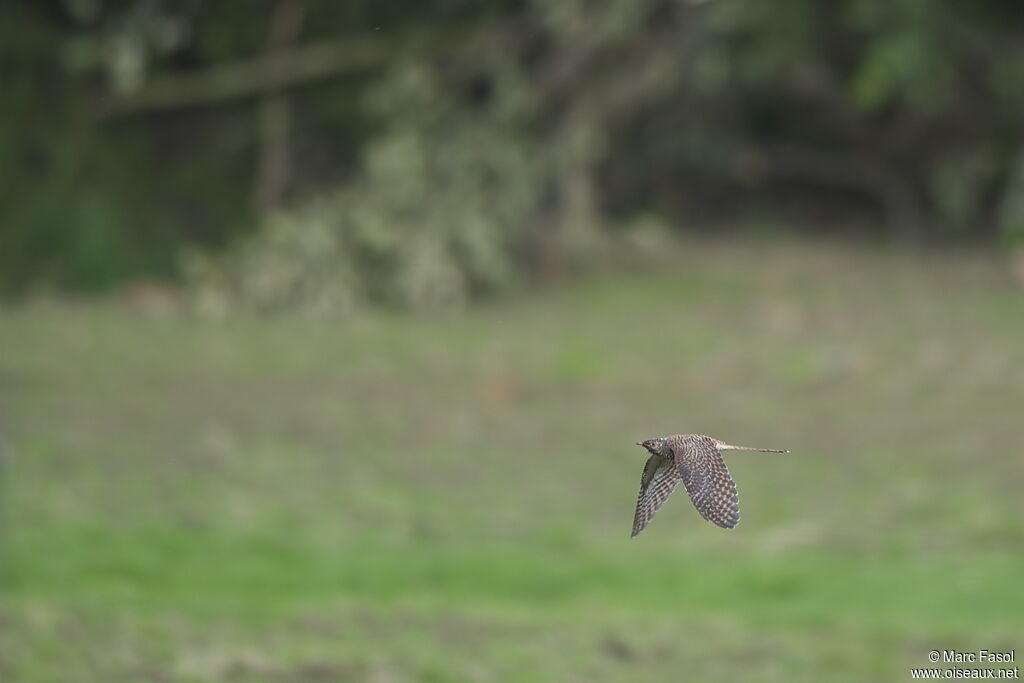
(4, 0, 1024, 302)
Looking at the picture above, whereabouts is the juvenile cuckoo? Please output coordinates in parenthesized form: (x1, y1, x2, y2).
(631, 434, 789, 536)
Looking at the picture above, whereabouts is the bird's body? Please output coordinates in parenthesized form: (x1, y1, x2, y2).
(631, 434, 788, 536)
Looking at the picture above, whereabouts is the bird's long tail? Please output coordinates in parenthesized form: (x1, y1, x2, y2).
(718, 443, 789, 453)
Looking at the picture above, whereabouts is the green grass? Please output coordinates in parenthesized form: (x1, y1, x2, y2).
(2, 240, 1023, 681)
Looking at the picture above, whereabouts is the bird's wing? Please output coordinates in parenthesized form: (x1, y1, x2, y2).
(631, 454, 682, 537)
(676, 441, 740, 529)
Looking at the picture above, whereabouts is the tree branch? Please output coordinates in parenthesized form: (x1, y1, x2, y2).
(94, 28, 468, 118)
(755, 144, 926, 242)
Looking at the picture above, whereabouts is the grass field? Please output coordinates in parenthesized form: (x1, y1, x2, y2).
(2, 241, 1023, 681)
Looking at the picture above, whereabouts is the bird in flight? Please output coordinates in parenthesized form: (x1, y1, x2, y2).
(631, 434, 789, 536)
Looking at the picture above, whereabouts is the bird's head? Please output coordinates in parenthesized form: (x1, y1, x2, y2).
(636, 437, 669, 456)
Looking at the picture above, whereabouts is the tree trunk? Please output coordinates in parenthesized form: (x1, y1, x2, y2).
(255, 0, 306, 212)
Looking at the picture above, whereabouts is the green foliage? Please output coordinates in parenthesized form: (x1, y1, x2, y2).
(929, 150, 996, 235)
(996, 154, 1024, 245)
(193, 63, 544, 313)
(0, 2, 257, 293)
(7, 0, 1024, 296)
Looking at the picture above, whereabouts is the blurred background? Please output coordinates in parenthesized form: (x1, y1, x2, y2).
(2, 1, 1023, 681)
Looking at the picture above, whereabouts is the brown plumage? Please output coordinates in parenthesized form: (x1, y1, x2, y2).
(631, 434, 789, 536)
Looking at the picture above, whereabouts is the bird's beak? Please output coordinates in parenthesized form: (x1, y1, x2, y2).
(635, 441, 644, 446)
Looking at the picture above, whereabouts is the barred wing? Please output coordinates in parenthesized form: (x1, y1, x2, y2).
(631, 454, 682, 537)
(676, 443, 740, 529)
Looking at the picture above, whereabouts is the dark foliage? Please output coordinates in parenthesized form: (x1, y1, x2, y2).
(4, 0, 1024, 300)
